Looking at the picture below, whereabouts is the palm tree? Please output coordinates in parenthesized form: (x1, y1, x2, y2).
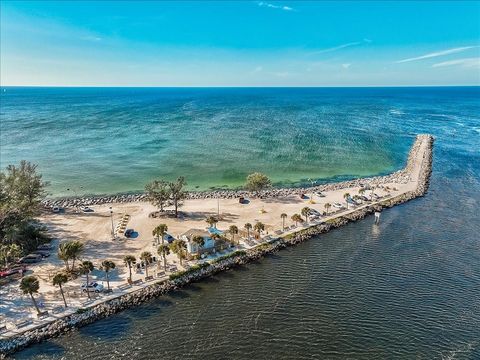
(152, 224, 168, 245)
(58, 241, 84, 272)
(228, 225, 239, 244)
(52, 273, 68, 308)
(100, 260, 116, 291)
(254, 222, 265, 238)
(192, 235, 205, 254)
(170, 239, 187, 265)
(301, 207, 311, 223)
(280, 213, 287, 231)
(358, 188, 365, 195)
(206, 215, 218, 229)
(20, 275, 41, 315)
(324, 203, 332, 215)
(343, 192, 351, 209)
(291, 214, 302, 227)
(157, 244, 170, 270)
(140, 251, 153, 278)
(123, 255, 136, 283)
(244, 223, 252, 239)
(79, 261, 94, 299)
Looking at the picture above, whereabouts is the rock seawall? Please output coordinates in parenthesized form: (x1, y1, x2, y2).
(1, 135, 434, 358)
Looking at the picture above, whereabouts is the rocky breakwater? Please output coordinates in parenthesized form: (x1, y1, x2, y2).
(42, 135, 431, 209)
(1, 135, 434, 358)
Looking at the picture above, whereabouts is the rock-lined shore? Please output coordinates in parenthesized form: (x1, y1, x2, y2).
(1, 135, 434, 358)
(41, 135, 427, 209)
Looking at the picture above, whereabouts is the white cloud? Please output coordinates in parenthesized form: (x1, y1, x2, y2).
(432, 57, 480, 68)
(309, 39, 371, 56)
(396, 46, 477, 63)
(342, 63, 351, 69)
(252, 66, 263, 73)
(258, 2, 295, 11)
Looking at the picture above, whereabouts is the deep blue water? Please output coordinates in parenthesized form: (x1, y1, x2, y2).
(3, 87, 480, 359)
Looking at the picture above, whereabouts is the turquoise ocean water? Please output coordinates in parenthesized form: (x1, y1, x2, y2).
(0, 87, 455, 197)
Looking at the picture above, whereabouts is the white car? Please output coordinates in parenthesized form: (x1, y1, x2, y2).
(81, 282, 104, 293)
(315, 192, 326, 197)
(332, 202, 345, 209)
(308, 209, 321, 216)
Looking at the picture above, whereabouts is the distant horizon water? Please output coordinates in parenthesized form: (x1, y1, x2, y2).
(1, 86, 479, 198)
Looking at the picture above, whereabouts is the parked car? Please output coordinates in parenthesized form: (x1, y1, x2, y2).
(124, 229, 134, 238)
(315, 191, 326, 197)
(81, 282, 104, 293)
(308, 209, 321, 216)
(332, 202, 345, 209)
(81, 206, 94, 213)
(32, 250, 51, 258)
(0, 265, 26, 278)
(164, 234, 175, 243)
(18, 254, 42, 264)
(52, 206, 62, 213)
(37, 243, 53, 251)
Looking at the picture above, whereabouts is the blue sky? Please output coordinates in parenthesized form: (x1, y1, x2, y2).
(1, 1, 479, 86)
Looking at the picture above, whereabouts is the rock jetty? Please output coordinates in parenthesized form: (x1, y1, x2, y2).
(1, 134, 434, 358)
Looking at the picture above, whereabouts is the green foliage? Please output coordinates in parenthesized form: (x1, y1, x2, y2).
(52, 273, 68, 286)
(168, 262, 210, 280)
(76, 308, 89, 314)
(145, 180, 170, 212)
(169, 177, 187, 217)
(0, 161, 50, 260)
(20, 275, 40, 294)
(210, 250, 247, 263)
(58, 241, 84, 272)
(245, 172, 272, 194)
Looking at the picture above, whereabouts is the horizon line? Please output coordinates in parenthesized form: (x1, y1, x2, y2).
(2, 84, 479, 89)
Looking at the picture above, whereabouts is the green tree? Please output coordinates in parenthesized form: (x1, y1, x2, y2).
(301, 207, 311, 223)
(169, 177, 187, 218)
(205, 215, 218, 229)
(140, 251, 153, 278)
(324, 203, 332, 215)
(100, 260, 116, 291)
(145, 180, 171, 212)
(20, 275, 41, 315)
(0, 243, 22, 267)
(358, 188, 365, 195)
(52, 273, 68, 308)
(192, 235, 205, 253)
(280, 213, 288, 231)
(291, 214, 303, 227)
(228, 225, 239, 244)
(123, 255, 136, 283)
(79, 261, 94, 299)
(169, 239, 187, 265)
(245, 172, 272, 196)
(57, 241, 84, 272)
(153, 224, 168, 245)
(157, 244, 170, 271)
(254, 222, 265, 237)
(244, 223, 252, 239)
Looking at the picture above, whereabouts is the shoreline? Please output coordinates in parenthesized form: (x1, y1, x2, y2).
(42, 138, 420, 209)
(0, 134, 434, 358)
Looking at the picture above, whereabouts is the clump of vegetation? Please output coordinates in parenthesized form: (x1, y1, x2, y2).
(0, 161, 50, 266)
(245, 172, 271, 196)
(145, 177, 187, 218)
(210, 250, 247, 264)
(169, 262, 211, 280)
